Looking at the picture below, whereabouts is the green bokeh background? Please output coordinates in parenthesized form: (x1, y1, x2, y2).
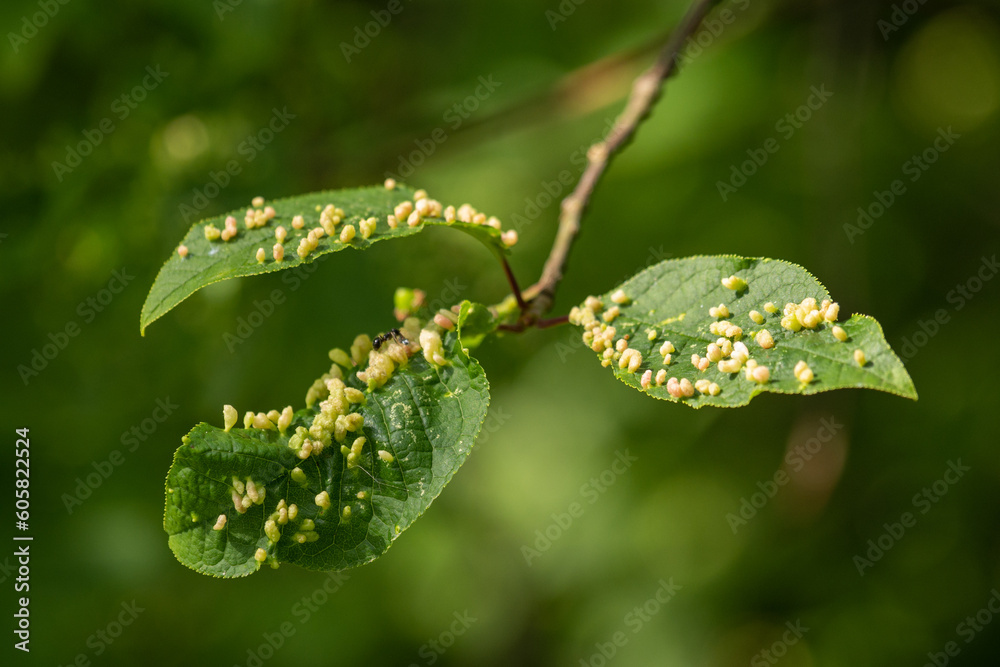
(3, 0, 1000, 665)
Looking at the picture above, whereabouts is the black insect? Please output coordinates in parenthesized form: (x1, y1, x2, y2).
(372, 328, 409, 350)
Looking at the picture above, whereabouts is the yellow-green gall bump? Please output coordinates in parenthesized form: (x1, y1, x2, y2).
(344, 388, 366, 404)
(360, 217, 376, 239)
(755, 329, 774, 349)
(204, 224, 221, 241)
(254, 548, 267, 563)
(177, 245, 189, 258)
(223, 405, 237, 432)
(610, 289, 629, 305)
(721, 275, 747, 291)
(793, 361, 814, 384)
(832, 326, 848, 342)
(718, 358, 742, 374)
(764, 302, 778, 314)
(315, 490, 331, 511)
(709, 304, 729, 319)
(749, 310, 765, 325)
(329, 348, 353, 368)
(277, 406, 293, 432)
(419, 329, 447, 366)
(619, 348, 643, 373)
(213, 514, 227, 530)
(378, 450, 395, 463)
(264, 519, 280, 543)
(854, 349, 866, 367)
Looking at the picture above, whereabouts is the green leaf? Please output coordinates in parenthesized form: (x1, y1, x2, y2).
(572, 256, 916, 408)
(456, 300, 501, 349)
(141, 185, 508, 334)
(164, 331, 489, 577)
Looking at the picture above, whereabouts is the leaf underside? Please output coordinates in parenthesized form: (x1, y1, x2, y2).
(164, 332, 489, 577)
(141, 185, 507, 334)
(575, 256, 917, 408)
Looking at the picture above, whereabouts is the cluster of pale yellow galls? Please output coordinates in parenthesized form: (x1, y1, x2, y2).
(228, 475, 266, 515)
(570, 274, 874, 400)
(779, 297, 839, 332)
(385, 180, 518, 248)
(569, 292, 724, 399)
(217, 314, 460, 563)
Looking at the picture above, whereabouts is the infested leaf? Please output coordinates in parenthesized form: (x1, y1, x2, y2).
(164, 331, 489, 577)
(141, 185, 508, 334)
(572, 256, 916, 408)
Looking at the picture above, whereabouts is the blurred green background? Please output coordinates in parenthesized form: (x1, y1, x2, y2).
(3, 0, 1000, 665)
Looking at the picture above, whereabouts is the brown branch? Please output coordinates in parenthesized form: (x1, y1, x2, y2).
(501, 255, 527, 311)
(522, 0, 722, 316)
